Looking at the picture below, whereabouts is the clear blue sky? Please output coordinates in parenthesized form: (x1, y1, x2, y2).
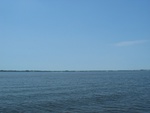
(0, 0, 150, 70)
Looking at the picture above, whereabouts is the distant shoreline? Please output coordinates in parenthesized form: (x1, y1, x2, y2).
(0, 69, 150, 72)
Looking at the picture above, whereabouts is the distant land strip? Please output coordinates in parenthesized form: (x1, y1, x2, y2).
(0, 69, 150, 72)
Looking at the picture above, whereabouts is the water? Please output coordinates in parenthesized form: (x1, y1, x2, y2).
(0, 71, 150, 113)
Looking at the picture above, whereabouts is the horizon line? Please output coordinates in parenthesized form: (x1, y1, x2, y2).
(0, 69, 150, 72)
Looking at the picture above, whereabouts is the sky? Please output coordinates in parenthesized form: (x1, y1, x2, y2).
(0, 0, 150, 70)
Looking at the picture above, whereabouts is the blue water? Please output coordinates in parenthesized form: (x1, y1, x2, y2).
(0, 71, 150, 113)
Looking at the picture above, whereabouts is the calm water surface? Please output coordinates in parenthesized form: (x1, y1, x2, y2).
(0, 71, 150, 113)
